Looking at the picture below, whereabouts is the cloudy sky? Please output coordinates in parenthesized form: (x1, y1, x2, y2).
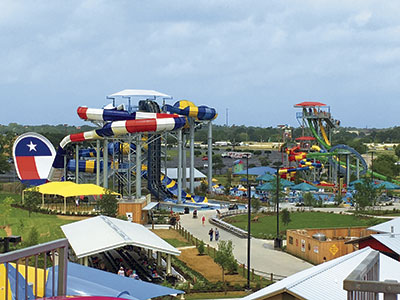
(1, 0, 399, 128)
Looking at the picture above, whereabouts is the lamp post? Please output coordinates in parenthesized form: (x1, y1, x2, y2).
(275, 166, 281, 249)
(246, 154, 251, 289)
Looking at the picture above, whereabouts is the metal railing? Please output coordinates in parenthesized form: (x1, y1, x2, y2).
(0, 238, 69, 299)
(343, 250, 400, 300)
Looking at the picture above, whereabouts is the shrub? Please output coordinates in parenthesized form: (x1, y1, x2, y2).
(197, 240, 205, 255)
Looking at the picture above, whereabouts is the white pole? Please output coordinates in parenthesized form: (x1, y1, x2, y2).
(178, 129, 183, 203)
(103, 139, 108, 188)
(136, 134, 142, 198)
(182, 134, 187, 190)
(208, 121, 213, 193)
(75, 144, 79, 184)
(190, 118, 195, 193)
(96, 140, 100, 186)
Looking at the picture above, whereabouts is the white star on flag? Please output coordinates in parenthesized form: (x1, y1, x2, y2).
(27, 141, 37, 152)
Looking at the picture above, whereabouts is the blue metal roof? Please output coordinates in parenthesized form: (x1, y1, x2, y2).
(234, 166, 276, 176)
(46, 262, 183, 300)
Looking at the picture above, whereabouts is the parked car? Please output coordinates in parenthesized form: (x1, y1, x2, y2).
(202, 156, 208, 161)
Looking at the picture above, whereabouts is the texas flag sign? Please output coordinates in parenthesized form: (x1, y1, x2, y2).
(12, 132, 56, 186)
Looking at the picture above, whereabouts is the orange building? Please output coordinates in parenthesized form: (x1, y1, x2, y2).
(118, 194, 158, 225)
(286, 226, 374, 264)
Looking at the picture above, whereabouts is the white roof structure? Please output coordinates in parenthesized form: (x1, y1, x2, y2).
(108, 89, 172, 99)
(61, 215, 180, 258)
(368, 217, 400, 234)
(372, 233, 400, 255)
(241, 247, 400, 300)
(166, 168, 206, 180)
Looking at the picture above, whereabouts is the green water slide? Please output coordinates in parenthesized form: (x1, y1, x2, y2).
(307, 118, 400, 184)
(307, 119, 331, 149)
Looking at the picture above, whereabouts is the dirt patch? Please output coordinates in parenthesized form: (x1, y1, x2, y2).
(56, 215, 90, 221)
(179, 248, 246, 284)
(152, 229, 188, 243)
(4, 225, 12, 236)
(153, 229, 246, 284)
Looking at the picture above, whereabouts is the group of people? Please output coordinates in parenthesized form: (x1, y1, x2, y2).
(118, 266, 139, 280)
(208, 227, 220, 241)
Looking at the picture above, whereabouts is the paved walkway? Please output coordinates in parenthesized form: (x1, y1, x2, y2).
(179, 209, 313, 278)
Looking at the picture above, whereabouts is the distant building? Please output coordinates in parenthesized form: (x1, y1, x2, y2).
(286, 227, 372, 264)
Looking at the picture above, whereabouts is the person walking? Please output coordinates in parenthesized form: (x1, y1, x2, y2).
(202, 215, 205, 226)
(118, 266, 125, 276)
(209, 228, 214, 241)
(215, 228, 219, 241)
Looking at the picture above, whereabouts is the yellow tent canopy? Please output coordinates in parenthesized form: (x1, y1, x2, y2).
(24, 182, 121, 198)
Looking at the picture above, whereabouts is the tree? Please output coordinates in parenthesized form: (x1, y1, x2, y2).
(303, 192, 314, 207)
(270, 178, 285, 210)
(214, 240, 237, 282)
(25, 226, 39, 247)
(353, 178, 381, 211)
(251, 197, 261, 212)
(24, 187, 41, 217)
(0, 197, 14, 226)
(212, 154, 225, 174)
(259, 156, 270, 166)
(98, 189, 119, 217)
(0, 154, 10, 174)
(197, 240, 205, 255)
(334, 193, 343, 206)
(281, 208, 291, 227)
(372, 155, 399, 178)
(395, 145, 400, 159)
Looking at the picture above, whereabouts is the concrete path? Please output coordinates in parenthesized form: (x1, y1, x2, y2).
(179, 209, 313, 278)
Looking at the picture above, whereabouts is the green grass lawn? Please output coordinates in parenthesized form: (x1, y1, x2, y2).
(163, 238, 192, 248)
(0, 191, 76, 247)
(225, 211, 386, 239)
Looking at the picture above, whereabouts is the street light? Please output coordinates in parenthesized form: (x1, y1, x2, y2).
(246, 154, 251, 289)
(275, 166, 281, 249)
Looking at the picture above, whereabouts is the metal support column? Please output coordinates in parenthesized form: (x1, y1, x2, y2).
(96, 140, 100, 186)
(166, 254, 172, 274)
(103, 139, 108, 188)
(356, 158, 360, 180)
(156, 252, 162, 267)
(164, 135, 168, 175)
(75, 144, 79, 184)
(190, 118, 195, 193)
(182, 134, 187, 190)
(128, 135, 132, 199)
(208, 121, 213, 193)
(64, 155, 67, 181)
(346, 154, 350, 188)
(178, 129, 183, 203)
(313, 158, 316, 182)
(136, 134, 142, 198)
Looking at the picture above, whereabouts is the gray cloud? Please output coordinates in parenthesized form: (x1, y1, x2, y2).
(0, 0, 399, 127)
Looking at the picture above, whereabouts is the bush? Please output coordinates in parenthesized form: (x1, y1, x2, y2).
(197, 240, 205, 255)
(254, 150, 262, 155)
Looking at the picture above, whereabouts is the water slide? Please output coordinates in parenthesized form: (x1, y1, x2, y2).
(318, 119, 331, 146)
(307, 115, 400, 184)
(161, 174, 208, 204)
(162, 100, 217, 121)
(49, 108, 186, 181)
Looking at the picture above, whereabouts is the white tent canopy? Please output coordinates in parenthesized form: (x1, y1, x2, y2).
(108, 89, 172, 99)
(61, 215, 180, 259)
